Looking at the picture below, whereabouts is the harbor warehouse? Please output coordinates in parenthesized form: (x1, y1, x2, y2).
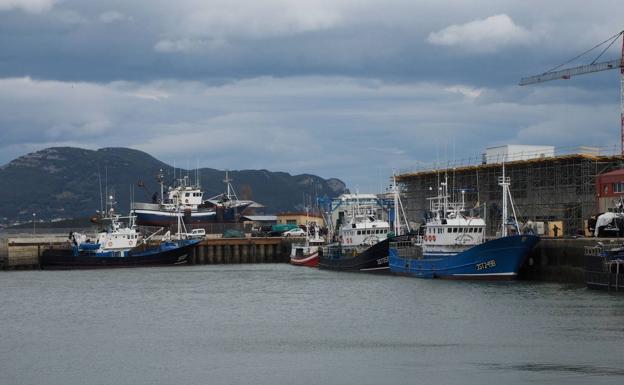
(397, 147, 623, 236)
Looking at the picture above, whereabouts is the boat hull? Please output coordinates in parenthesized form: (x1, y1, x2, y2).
(41, 240, 200, 269)
(133, 203, 252, 227)
(389, 235, 540, 280)
(290, 250, 320, 267)
(585, 248, 624, 291)
(319, 239, 390, 272)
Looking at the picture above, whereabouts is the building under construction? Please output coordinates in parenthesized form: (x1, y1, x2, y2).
(396, 146, 624, 236)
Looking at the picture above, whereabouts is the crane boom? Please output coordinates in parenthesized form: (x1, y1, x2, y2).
(519, 31, 624, 156)
(519, 59, 623, 85)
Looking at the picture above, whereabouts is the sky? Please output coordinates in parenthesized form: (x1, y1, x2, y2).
(0, 0, 622, 192)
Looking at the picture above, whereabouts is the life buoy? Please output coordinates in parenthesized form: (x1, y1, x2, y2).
(129, 240, 133, 246)
(107, 242, 113, 247)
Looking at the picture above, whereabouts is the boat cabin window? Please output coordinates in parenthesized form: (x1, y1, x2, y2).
(453, 228, 458, 233)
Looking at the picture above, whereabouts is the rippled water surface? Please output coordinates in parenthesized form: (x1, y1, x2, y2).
(1, 264, 623, 385)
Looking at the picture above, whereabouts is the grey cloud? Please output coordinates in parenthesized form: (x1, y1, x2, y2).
(0, 0, 56, 13)
(1, 1, 623, 191)
(0, 76, 619, 191)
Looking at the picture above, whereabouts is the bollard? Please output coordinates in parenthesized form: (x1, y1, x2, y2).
(232, 244, 240, 263)
(197, 246, 205, 264)
(207, 245, 214, 264)
(215, 244, 223, 264)
(241, 244, 249, 264)
(258, 244, 265, 263)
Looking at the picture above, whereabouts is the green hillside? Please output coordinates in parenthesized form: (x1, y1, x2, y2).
(0, 147, 347, 225)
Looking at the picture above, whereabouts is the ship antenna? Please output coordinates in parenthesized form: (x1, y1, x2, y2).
(158, 168, 164, 203)
(224, 170, 237, 201)
(105, 165, 108, 213)
(98, 166, 104, 213)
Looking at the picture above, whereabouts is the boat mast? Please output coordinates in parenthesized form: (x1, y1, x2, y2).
(393, 175, 400, 236)
(391, 173, 410, 236)
(158, 168, 165, 203)
(442, 174, 449, 219)
(224, 170, 233, 200)
(499, 163, 509, 237)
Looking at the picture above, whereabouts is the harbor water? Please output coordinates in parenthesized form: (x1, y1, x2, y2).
(1, 264, 623, 385)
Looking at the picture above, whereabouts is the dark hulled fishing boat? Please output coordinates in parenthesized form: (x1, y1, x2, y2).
(319, 200, 391, 272)
(584, 242, 624, 291)
(132, 171, 258, 227)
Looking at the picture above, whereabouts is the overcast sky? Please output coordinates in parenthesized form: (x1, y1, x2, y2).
(0, 0, 622, 191)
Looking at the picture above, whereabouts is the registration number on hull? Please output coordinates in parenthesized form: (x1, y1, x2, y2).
(476, 259, 496, 271)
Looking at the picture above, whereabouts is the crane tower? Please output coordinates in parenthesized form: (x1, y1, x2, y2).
(519, 30, 624, 156)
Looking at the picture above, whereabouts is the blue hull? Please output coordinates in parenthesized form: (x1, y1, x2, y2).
(134, 205, 251, 227)
(41, 239, 201, 269)
(389, 235, 540, 279)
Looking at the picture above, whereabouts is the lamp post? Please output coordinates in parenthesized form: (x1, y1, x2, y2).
(32, 212, 36, 234)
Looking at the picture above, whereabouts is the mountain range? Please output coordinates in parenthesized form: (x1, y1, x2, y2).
(0, 147, 348, 225)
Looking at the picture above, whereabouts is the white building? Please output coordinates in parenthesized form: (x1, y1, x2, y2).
(484, 145, 555, 164)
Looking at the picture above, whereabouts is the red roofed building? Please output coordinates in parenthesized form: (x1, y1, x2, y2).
(597, 169, 624, 212)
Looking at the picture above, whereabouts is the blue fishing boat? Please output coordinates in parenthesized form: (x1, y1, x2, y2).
(389, 167, 539, 280)
(42, 203, 201, 269)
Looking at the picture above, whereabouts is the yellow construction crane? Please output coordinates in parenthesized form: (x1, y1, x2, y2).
(520, 30, 624, 155)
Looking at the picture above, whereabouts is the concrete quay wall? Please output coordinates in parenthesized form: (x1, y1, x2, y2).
(519, 237, 601, 283)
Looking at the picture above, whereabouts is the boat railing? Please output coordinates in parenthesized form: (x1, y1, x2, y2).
(397, 145, 619, 175)
(131, 202, 160, 210)
(390, 234, 423, 259)
(585, 245, 605, 257)
(585, 242, 624, 257)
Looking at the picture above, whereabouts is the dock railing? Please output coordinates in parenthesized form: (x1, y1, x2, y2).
(398, 145, 619, 176)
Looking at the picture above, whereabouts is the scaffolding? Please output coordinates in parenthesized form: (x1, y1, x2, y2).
(397, 153, 624, 236)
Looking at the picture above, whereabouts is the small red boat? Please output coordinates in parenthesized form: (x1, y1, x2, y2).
(290, 224, 325, 267)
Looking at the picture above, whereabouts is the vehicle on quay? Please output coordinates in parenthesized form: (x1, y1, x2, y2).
(283, 228, 306, 237)
(389, 167, 540, 280)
